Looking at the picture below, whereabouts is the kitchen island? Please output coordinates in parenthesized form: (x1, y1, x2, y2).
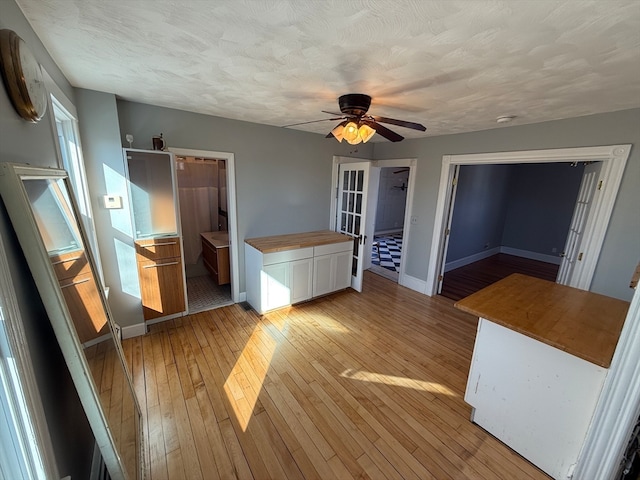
(455, 273, 629, 479)
(245, 230, 353, 314)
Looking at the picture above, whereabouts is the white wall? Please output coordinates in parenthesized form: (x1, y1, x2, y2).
(374, 167, 408, 233)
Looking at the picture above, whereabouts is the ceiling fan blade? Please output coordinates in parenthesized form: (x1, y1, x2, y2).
(365, 121, 404, 142)
(282, 117, 342, 127)
(371, 115, 426, 131)
(321, 110, 346, 116)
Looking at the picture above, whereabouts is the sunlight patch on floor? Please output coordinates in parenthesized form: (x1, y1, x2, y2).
(341, 368, 458, 397)
(223, 320, 280, 431)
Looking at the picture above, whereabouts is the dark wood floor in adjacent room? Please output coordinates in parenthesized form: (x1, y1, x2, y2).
(122, 271, 550, 480)
(440, 253, 560, 301)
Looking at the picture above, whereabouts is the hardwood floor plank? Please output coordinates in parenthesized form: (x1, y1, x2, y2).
(441, 253, 560, 301)
(125, 271, 550, 480)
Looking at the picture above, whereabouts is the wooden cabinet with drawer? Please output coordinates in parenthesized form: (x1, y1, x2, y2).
(134, 236, 186, 321)
(201, 231, 230, 285)
(50, 250, 109, 343)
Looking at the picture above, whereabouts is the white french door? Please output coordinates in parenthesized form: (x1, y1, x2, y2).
(336, 162, 370, 292)
(557, 162, 603, 285)
(437, 165, 460, 294)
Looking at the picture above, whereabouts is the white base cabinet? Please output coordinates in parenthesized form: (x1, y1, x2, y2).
(245, 240, 351, 314)
(465, 318, 607, 480)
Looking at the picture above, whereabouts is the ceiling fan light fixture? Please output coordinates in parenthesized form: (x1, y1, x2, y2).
(331, 123, 345, 142)
(358, 123, 375, 143)
(343, 121, 360, 143)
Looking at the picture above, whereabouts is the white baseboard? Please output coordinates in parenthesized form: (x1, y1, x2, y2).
(237, 291, 247, 303)
(122, 322, 147, 339)
(445, 246, 561, 273)
(399, 273, 428, 295)
(499, 246, 562, 265)
(374, 229, 403, 236)
(444, 247, 500, 272)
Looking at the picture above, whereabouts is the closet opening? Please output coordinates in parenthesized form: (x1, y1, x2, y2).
(176, 155, 232, 313)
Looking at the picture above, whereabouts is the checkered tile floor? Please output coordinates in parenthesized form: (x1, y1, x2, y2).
(371, 234, 402, 273)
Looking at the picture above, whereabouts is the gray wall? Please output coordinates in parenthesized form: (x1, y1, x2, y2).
(114, 100, 373, 290)
(502, 162, 585, 255)
(0, 1, 94, 477)
(75, 90, 145, 328)
(446, 164, 511, 261)
(446, 162, 586, 262)
(374, 108, 640, 301)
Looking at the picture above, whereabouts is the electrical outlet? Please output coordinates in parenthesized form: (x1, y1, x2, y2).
(410, 216, 418, 225)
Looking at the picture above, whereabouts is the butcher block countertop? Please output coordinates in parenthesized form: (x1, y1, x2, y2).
(455, 273, 629, 368)
(245, 230, 352, 253)
(201, 231, 229, 248)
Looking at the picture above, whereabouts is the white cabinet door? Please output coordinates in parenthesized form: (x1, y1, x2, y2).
(262, 262, 290, 312)
(313, 254, 334, 297)
(334, 249, 352, 291)
(290, 258, 313, 304)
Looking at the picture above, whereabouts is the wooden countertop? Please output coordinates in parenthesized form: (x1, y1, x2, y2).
(201, 231, 229, 249)
(454, 274, 629, 368)
(245, 230, 352, 253)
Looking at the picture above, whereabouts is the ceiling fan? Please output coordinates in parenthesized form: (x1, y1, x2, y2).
(284, 93, 426, 143)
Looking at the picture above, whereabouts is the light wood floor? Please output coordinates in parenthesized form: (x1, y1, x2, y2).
(122, 271, 550, 480)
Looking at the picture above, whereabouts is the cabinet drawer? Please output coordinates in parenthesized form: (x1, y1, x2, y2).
(59, 272, 108, 343)
(263, 247, 313, 266)
(50, 251, 91, 281)
(137, 257, 185, 320)
(314, 240, 352, 257)
(135, 237, 181, 261)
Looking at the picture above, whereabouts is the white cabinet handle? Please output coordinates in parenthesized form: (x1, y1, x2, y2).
(51, 256, 82, 265)
(60, 278, 90, 289)
(143, 261, 178, 269)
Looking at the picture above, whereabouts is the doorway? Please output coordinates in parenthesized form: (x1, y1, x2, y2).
(169, 148, 240, 313)
(331, 156, 417, 289)
(369, 166, 410, 282)
(427, 145, 631, 297)
(438, 161, 588, 300)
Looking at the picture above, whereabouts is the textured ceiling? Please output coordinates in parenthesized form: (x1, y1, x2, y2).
(16, 0, 640, 140)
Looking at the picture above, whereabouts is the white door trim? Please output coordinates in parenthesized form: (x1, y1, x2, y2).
(426, 144, 631, 296)
(168, 148, 240, 303)
(574, 283, 640, 479)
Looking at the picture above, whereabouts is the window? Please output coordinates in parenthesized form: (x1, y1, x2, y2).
(51, 97, 104, 284)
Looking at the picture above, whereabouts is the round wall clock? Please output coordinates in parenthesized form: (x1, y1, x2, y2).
(0, 29, 47, 122)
